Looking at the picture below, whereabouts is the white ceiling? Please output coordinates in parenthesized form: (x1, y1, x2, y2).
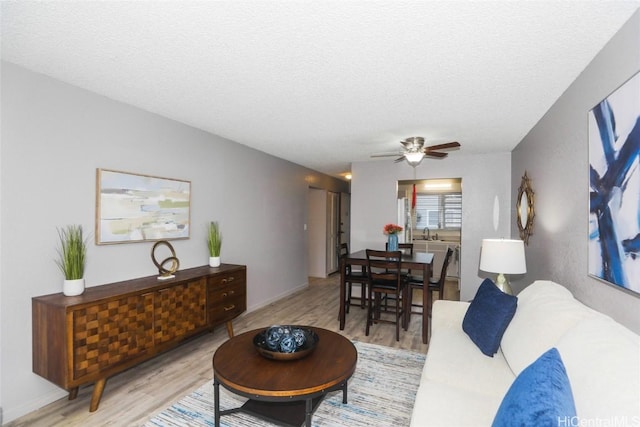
(2, 1, 639, 178)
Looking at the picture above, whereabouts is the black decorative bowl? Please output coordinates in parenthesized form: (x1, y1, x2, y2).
(253, 325, 319, 361)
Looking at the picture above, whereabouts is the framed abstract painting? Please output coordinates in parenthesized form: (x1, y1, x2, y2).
(588, 71, 640, 296)
(96, 169, 191, 244)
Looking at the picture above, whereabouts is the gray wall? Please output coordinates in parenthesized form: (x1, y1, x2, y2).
(0, 61, 347, 422)
(351, 151, 512, 302)
(511, 10, 640, 333)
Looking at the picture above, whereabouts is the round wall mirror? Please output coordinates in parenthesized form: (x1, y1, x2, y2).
(516, 172, 535, 244)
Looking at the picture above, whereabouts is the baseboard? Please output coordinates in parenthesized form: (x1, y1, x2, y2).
(3, 387, 66, 424)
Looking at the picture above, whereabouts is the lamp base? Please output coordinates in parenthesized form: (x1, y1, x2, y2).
(495, 273, 513, 295)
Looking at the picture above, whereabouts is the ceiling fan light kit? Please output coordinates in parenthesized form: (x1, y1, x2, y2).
(405, 151, 425, 166)
(371, 136, 461, 167)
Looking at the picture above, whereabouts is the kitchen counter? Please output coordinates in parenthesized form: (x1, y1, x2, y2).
(411, 239, 460, 279)
(412, 238, 460, 243)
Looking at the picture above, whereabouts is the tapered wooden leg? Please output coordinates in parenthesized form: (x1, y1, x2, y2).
(68, 387, 79, 400)
(89, 378, 107, 412)
(225, 320, 234, 338)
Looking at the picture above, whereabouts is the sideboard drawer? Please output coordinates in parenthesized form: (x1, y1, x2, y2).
(208, 269, 246, 289)
(207, 277, 246, 325)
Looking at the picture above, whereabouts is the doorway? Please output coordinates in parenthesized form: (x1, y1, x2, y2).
(397, 178, 462, 282)
(326, 191, 340, 274)
(307, 189, 343, 278)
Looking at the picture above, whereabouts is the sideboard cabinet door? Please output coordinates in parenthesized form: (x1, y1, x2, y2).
(72, 293, 154, 381)
(153, 278, 207, 346)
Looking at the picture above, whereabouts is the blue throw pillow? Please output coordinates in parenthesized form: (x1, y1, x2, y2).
(492, 348, 577, 427)
(462, 278, 517, 356)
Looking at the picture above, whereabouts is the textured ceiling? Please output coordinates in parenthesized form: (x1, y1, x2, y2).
(2, 1, 640, 178)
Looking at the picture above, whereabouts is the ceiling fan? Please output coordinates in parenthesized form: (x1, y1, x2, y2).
(371, 137, 461, 166)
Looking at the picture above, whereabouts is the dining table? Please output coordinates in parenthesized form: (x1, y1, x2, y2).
(339, 249, 435, 344)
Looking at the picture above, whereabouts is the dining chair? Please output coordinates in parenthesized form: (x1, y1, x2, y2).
(340, 243, 368, 313)
(365, 249, 409, 341)
(408, 247, 453, 319)
(382, 242, 413, 312)
(397, 243, 414, 276)
(385, 242, 414, 255)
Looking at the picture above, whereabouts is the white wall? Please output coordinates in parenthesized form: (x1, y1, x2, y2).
(351, 151, 511, 301)
(0, 61, 347, 422)
(511, 10, 640, 333)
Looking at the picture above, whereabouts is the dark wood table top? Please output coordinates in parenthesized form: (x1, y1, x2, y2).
(213, 327, 357, 398)
(345, 249, 434, 267)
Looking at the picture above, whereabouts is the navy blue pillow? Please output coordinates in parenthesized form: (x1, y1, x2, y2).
(462, 278, 517, 356)
(492, 348, 577, 427)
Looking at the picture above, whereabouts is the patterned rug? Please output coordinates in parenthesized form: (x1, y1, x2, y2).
(146, 341, 426, 427)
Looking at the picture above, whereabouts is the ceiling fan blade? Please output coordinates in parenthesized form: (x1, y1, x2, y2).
(424, 141, 460, 151)
(424, 151, 448, 158)
(372, 138, 460, 163)
(370, 152, 404, 158)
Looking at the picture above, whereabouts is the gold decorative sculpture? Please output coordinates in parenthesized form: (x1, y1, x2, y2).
(516, 172, 535, 245)
(151, 240, 180, 280)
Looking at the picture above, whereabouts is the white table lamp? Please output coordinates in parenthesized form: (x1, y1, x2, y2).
(479, 239, 526, 294)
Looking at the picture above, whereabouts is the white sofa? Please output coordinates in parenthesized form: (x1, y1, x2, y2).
(410, 280, 640, 426)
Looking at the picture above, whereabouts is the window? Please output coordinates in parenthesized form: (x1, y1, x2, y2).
(415, 193, 461, 229)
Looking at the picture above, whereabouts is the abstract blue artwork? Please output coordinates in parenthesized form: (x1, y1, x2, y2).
(588, 71, 640, 296)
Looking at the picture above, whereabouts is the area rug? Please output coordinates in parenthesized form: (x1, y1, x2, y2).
(146, 341, 426, 427)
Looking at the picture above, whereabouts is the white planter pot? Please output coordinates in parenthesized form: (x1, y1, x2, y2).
(209, 256, 221, 267)
(63, 278, 85, 296)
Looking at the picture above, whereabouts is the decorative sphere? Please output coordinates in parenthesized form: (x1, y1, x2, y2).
(279, 334, 297, 353)
(292, 329, 306, 347)
(266, 326, 283, 350)
(264, 325, 308, 353)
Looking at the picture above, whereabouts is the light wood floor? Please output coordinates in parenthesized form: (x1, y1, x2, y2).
(7, 275, 459, 427)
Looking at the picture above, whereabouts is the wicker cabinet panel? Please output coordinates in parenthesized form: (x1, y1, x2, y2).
(72, 293, 154, 380)
(153, 279, 206, 345)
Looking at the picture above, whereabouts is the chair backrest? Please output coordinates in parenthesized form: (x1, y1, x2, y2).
(339, 242, 351, 275)
(434, 248, 454, 294)
(341, 242, 367, 278)
(339, 242, 349, 258)
(366, 249, 403, 290)
(398, 243, 414, 256)
(385, 242, 414, 256)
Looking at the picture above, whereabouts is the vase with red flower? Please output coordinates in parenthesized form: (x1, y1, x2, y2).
(383, 223, 403, 251)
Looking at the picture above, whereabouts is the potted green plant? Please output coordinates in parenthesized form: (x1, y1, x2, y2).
(208, 221, 222, 267)
(55, 224, 88, 296)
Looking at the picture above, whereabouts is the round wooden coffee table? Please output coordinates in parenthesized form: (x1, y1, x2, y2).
(212, 326, 357, 427)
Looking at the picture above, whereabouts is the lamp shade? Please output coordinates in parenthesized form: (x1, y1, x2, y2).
(405, 152, 425, 166)
(480, 239, 526, 274)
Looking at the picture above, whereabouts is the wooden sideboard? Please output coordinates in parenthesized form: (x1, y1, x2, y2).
(32, 264, 246, 412)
